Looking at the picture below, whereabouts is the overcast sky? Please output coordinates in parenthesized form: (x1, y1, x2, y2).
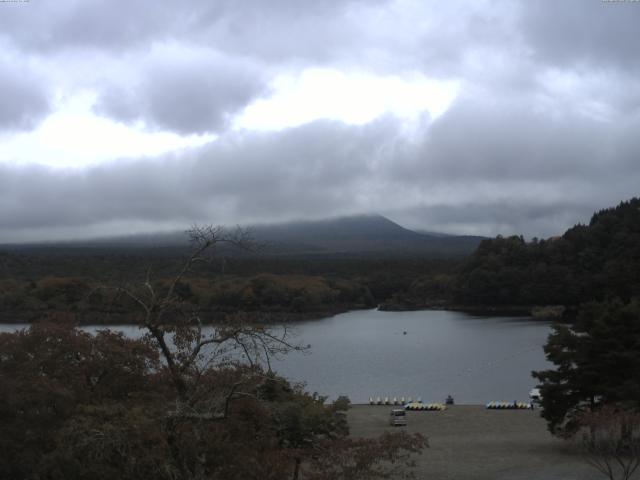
(1, 0, 639, 242)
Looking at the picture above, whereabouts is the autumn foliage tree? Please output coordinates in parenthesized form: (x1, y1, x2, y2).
(0, 320, 161, 480)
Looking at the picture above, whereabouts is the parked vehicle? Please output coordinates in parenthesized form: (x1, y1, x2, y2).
(389, 409, 407, 426)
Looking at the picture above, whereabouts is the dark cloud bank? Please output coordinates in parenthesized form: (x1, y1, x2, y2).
(1, 0, 639, 242)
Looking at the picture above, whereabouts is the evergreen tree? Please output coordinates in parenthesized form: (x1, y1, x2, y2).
(532, 299, 640, 436)
(454, 197, 640, 309)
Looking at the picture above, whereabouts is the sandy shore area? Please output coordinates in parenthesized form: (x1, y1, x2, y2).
(347, 405, 610, 480)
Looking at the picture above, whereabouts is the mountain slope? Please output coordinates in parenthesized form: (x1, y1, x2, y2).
(1, 214, 485, 257)
(251, 214, 483, 256)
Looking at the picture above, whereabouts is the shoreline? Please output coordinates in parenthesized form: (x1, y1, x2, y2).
(379, 303, 568, 320)
(0, 306, 358, 326)
(0, 304, 552, 326)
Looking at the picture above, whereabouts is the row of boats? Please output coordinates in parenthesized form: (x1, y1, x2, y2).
(369, 389, 542, 409)
(405, 402, 447, 411)
(486, 401, 534, 409)
(369, 396, 421, 405)
(370, 397, 538, 410)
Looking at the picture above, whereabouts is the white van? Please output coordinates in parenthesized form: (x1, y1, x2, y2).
(389, 409, 407, 426)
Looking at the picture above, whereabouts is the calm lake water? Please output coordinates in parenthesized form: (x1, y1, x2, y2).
(0, 309, 553, 404)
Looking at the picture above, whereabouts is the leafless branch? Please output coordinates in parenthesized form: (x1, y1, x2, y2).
(577, 406, 640, 480)
(101, 225, 302, 404)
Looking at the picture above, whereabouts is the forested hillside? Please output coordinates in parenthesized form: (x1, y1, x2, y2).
(451, 198, 640, 309)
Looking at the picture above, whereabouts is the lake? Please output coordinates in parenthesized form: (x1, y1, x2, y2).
(0, 309, 553, 404)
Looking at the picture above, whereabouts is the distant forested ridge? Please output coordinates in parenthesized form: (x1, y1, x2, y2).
(0, 215, 471, 324)
(450, 198, 640, 311)
(0, 248, 455, 323)
(2, 200, 639, 322)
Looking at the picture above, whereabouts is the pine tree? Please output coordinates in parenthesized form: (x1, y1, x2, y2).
(532, 299, 640, 436)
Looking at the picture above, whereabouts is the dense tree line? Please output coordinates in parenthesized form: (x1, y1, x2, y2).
(0, 246, 457, 282)
(0, 247, 456, 323)
(0, 273, 376, 323)
(451, 198, 640, 310)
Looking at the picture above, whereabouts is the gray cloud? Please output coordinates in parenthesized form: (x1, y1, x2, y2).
(0, 53, 50, 131)
(1, 0, 640, 241)
(94, 47, 267, 134)
(0, 0, 380, 59)
(1, 0, 377, 134)
(0, 120, 384, 238)
(2, 110, 640, 242)
(391, 96, 618, 183)
(0, 1, 176, 52)
(0, 0, 512, 80)
(385, 200, 599, 239)
(521, 0, 640, 72)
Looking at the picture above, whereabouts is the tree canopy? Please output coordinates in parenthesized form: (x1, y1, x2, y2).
(452, 198, 640, 310)
(532, 298, 640, 436)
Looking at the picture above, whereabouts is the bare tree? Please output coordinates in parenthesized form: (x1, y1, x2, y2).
(577, 406, 640, 480)
(109, 225, 305, 410)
